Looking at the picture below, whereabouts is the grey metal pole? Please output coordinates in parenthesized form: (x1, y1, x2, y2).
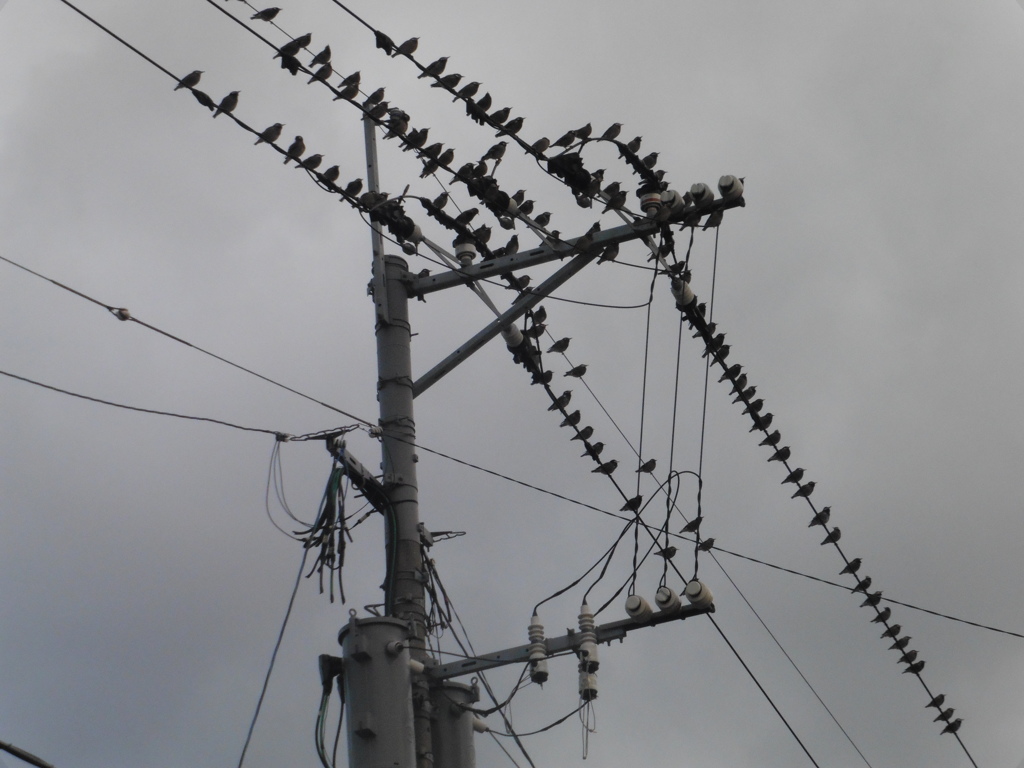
(365, 113, 434, 768)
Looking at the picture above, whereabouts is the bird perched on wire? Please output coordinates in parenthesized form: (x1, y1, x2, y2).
(432, 72, 463, 90)
(870, 606, 892, 623)
(636, 458, 656, 473)
(767, 446, 790, 463)
(698, 538, 715, 552)
(808, 506, 831, 526)
(482, 141, 507, 166)
(571, 426, 594, 442)
(880, 623, 901, 639)
(903, 660, 925, 675)
(851, 576, 872, 593)
(792, 481, 815, 499)
(419, 56, 448, 78)
(941, 718, 962, 735)
(718, 364, 742, 383)
(860, 590, 883, 607)
(490, 106, 512, 125)
(565, 364, 587, 378)
(454, 81, 480, 102)
(213, 91, 239, 118)
(600, 122, 623, 141)
(839, 557, 862, 575)
(621, 495, 642, 513)
(559, 410, 581, 428)
(820, 525, 840, 544)
(320, 166, 340, 186)
(927, 694, 946, 710)
(581, 442, 604, 459)
(298, 153, 323, 172)
(759, 430, 782, 448)
(374, 30, 395, 55)
(498, 116, 525, 137)
(310, 45, 331, 67)
(548, 391, 571, 411)
(283, 136, 305, 164)
(750, 413, 774, 432)
(547, 337, 570, 354)
(741, 398, 764, 415)
(553, 129, 576, 148)
(531, 137, 551, 155)
(781, 467, 804, 486)
(680, 517, 702, 534)
(308, 62, 333, 84)
(175, 70, 203, 90)
(254, 122, 284, 145)
(889, 635, 911, 650)
(899, 649, 918, 665)
(395, 37, 418, 57)
(592, 459, 618, 475)
(729, 376, 750, 396)
(276, 33, 311, 59)
(933, 708, 955, 723)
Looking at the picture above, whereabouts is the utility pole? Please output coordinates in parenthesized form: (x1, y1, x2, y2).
(331, 118, 743, 768)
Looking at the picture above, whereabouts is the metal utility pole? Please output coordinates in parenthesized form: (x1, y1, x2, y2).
(333, 118, 742, 768)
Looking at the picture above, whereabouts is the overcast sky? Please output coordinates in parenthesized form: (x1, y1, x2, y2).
(3, 2, 1024, 768)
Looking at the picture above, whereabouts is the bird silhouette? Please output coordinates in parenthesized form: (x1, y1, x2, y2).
(553, 129, 576, 148)
(531, 137, 551, 155)
(741, 398, 764, 415)
(298, 153, 323, 171)
(625, 136, 642, 153)
(559, 410, 581, 428)
(592, 459, 618, 475)
(283, 136, 305, 164)
(940, 718, 962, 735)
(933, 708, 955, 723)
(860, 590, 883, 607)
(175, 70, 203, 90)
(899, 649, 919, 665)
(808, 506, 831, 526)
(927, 694, 946, 709)
(581, 442, 604, 459)
(729, 376, 750, 396)
(432, 73, 463, 90)
(768, 446, 791, 463)
(889, 635, 912, 651)
(621, 495, 643, 513)
(792, 481, 815, 498)
(750, 413, 774, 432)
(698, 538, 715, 551)
(758, 430, 782, 447)
(564, 364, 587, 378)
(680, 517, 702, 534)
(308, 63, 333, 84)
(212, 91, 239, 118)
(419, 56, 448, 78)
(533, 211, 552, 227)
(870, 606, 892, 623)
(852, 576, 872, 593)
(310, 45, 331, 67)
(374, 31, 394, 55)
(254, 123, 284, 145)
(395, 37, 419, 57)
(499, 116, 524, 136)
(903, 660, 925, 675)
(839, 557, 862, 575)
(548, 391, 572, 411)
(320, 166, 340, 186)
(781, 468, 805, 485)
(571, 426, 594, 442)
(820, 527, 841, 544)
(636, 458, 656, 473)
(251, 7, 281, 21)
(490, 106, 511, 125)
(601, 122, 623, 141)
(718, 364, 742, 383)
(880, 623, 901, 639)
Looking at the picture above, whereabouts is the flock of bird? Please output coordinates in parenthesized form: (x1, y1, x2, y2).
(189, 0, 965, 744)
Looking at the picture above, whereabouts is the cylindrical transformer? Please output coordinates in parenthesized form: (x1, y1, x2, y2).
(430, 681, 479, 768)
(338, 617, 416, 768)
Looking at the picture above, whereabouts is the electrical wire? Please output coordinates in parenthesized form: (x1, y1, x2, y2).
(237, 547, 310, 768)
(0, 254, 374, 427)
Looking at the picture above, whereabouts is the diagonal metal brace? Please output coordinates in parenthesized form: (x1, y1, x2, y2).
(411, 250, 599, 398)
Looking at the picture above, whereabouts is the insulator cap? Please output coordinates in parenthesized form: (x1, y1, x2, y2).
(670, 279, 696, 308)
(472, 717, 490, 733)
(661, 189, 686, 214)
(718, 175, 744, 200)
(455, 241, 477, 267)
(579, 670, 598, 701)
(655, 586, 682, 612)
(640, 192, 663, 215)
(684, 579, 714, 608)
(625, 594, 653, 622)
(500, 324, 524, 347)
(578, 602, 599, 672)
(689, 182, 715, 206)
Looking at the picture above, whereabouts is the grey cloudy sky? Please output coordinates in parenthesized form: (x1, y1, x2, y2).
(2, 2, 1024, 768)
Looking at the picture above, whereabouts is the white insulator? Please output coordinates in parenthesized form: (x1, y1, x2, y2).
(500, 324, 524, 348)
(527, 613, 549, 684)
(689, 182, 714, 206)
(385, 640, 406, 656)
(579, 669, 598, 701)
(472, 717, 490, 733)
(625, 594, 653, 622)
(455, 241, 477, 267)
(506, 198, 519, 214)
(408, 658, 426, 674)
(640, 191, 663, 216)
(717, 175, 744, 201)
(408, 224, 424, 243)
(577, 602, 599, 672)
(401, 241, 417, 255)
(670, 279, 696, 308)
(655, 586, 682, 613)
(684, 579, 714, 609)
(661, 189, 686, 214)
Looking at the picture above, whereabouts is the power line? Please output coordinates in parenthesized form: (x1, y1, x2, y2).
(0, 253, 374, 427)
